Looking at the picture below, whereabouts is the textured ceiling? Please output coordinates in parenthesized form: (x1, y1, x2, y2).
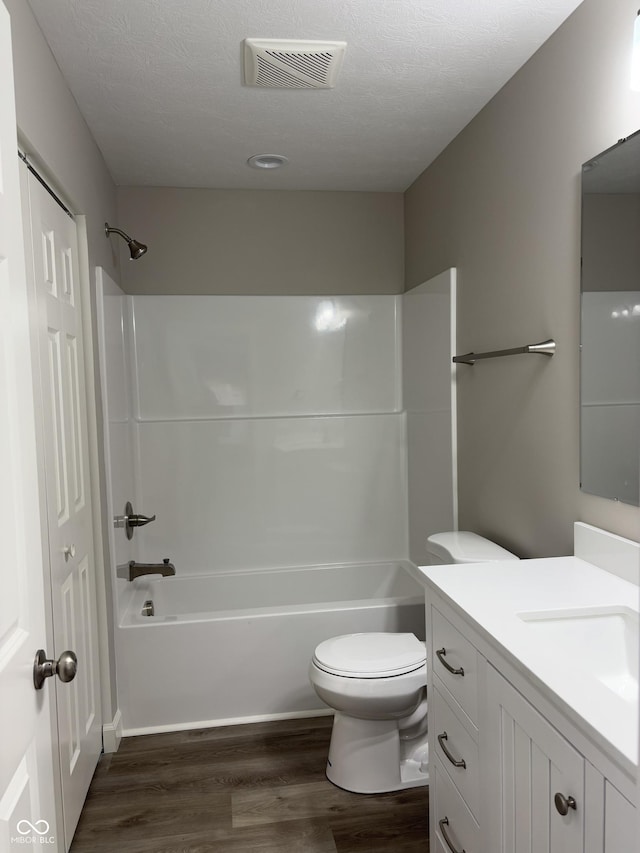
(27, 0, 584, 191)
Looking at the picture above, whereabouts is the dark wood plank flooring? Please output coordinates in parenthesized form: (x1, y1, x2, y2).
(71, 715, 429, 852)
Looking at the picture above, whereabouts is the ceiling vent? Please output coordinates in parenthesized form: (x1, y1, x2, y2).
(243, 39, 347, 89)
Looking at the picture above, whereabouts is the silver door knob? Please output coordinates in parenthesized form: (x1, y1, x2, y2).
(33, 649, 78, 690)
(63, 544, 76, 561)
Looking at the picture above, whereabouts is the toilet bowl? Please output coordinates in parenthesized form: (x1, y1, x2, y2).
(309, 532, 519, 794)
(309, 633, 429, 794)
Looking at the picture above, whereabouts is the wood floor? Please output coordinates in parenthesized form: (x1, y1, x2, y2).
(70, 715, 429, 852)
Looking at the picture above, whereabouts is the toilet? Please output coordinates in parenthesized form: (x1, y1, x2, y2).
(308, 531, 519, 794)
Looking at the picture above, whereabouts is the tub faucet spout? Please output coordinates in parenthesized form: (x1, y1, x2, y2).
(118, 559, 176, 581)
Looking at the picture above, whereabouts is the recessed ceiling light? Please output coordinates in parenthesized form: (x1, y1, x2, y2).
(247, 154, 289, 170)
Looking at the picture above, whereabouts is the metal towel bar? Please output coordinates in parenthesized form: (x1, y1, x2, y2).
(453, 338, 556, 365)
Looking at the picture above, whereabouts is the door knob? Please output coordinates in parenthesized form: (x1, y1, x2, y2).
(33, 649, 78, 690)
(63, 544, 76, 561)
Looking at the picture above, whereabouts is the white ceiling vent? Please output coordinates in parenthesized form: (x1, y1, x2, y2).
(244, 39, 347, 89)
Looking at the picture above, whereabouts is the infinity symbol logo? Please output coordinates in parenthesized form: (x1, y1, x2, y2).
(16, 819, 50, 835)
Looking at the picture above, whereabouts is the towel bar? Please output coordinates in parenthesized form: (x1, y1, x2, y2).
(453, 338, 556, 365)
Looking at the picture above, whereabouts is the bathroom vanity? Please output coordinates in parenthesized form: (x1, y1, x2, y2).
(417, 524, 638, 853)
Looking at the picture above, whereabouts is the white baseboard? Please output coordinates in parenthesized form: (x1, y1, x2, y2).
(103, 707, 123, 753)
(122, 707, 333, 738)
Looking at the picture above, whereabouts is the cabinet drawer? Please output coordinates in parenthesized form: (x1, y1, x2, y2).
(432, 606, 478, 725)
(433, 756, 479, 853)
(432, 682, 479, 819)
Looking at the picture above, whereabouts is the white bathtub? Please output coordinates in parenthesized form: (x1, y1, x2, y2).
(116, 561, 425, 735)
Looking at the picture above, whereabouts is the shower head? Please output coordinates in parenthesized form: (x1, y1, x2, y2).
(105, 222, 148, 260)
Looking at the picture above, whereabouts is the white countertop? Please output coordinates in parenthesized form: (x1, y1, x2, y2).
(417, 556, 639, 771)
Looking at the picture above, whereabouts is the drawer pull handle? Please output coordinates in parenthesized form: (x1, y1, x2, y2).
(554, 792, 577, 816)
(436, 647, 465, 676)
(439, 817, 466, 853)
(437, 732, 466, 768)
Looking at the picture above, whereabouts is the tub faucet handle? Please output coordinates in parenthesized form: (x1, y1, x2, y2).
(129, 511, 156, 528)
(114, 501, 157, 540)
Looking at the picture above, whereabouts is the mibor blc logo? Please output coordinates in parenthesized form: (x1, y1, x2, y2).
(11, 819, 55, 845)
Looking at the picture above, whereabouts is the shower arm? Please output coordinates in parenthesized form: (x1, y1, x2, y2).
(105, 223, 133, 241)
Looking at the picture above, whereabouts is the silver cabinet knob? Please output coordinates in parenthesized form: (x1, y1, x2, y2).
(63, 544, 76, 561)
(554, 792, 577, 816)
(33, 649, 78, 690)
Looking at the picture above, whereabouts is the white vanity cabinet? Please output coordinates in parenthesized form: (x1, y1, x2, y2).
(426, 594, 637, 853)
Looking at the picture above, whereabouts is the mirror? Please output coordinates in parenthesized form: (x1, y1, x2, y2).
(580, 130, 640, 506)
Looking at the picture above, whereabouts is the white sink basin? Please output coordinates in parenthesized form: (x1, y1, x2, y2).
(517, 605, 639, 704)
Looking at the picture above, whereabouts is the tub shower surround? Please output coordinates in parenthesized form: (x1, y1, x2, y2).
(130, 295, 407, 574)
(96, 270, 137, 622)
(97, 276, 457, 733)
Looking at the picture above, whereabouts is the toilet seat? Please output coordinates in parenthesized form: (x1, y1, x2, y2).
(313, 632, 426, 678)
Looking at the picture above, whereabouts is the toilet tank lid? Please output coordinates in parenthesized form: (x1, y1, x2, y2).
(426, 531, 518, 563)
(313, 633, 426, 678)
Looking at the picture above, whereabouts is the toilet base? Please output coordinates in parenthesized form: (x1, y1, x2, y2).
(325, 712, 429, 794)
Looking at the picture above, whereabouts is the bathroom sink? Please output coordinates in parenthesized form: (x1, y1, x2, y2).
(517, 606, 639, 703)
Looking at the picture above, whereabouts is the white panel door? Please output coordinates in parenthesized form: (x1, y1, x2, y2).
(23, 170, 101, 845)
(485, 665, 585, 853)
(0, 3, 58, 849)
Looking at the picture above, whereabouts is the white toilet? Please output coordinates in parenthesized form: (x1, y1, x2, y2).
(308, 531, 519, 794)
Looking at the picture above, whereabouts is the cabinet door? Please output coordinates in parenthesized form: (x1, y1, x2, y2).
(604, 782, 636, 852)
(485, 665, 585, 853)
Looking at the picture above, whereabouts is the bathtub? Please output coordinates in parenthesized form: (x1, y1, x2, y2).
(116, 561, 425, 735)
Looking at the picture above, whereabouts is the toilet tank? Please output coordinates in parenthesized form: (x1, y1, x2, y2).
(426, 531, 519, 565)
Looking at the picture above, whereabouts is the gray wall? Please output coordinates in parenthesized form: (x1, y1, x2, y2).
(117, 187, 404, 295)
(6, 0, 118, 275)
(6, 0, 120, 718)
(405, 0, 640, 556)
